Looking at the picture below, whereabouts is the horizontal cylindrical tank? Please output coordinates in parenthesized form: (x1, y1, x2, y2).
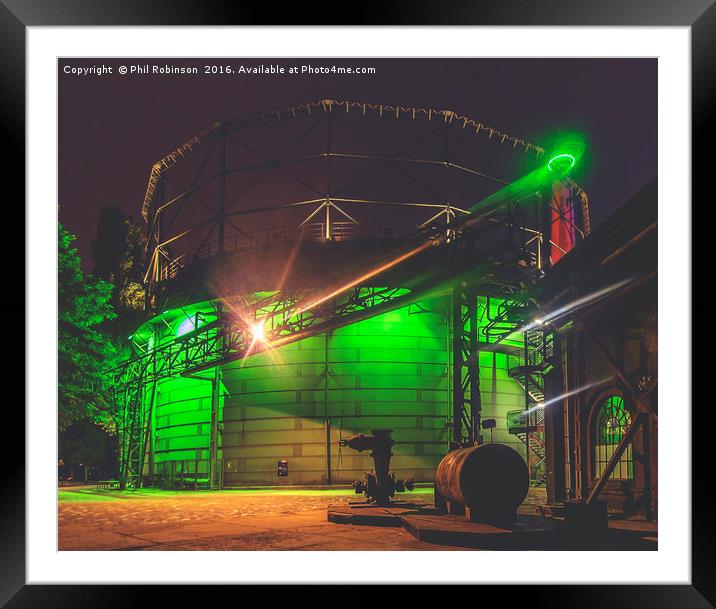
(435, 443, 529, 523)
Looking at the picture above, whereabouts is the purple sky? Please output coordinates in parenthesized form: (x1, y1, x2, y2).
(58, 58, 657, 267)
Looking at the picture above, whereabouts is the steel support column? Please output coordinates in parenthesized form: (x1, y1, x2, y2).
(209, 366, 222, 490)
(141, 380, 157, 488)
(564, 330, 579, 498)
(544, 332, 566, 504)
(326, 110, 332, 240)
(119, 370, 155, 490)
(523, 331, 531, 470)
(645, 408, 658, 519)
(324, 330, 332, 484)
(144, 174, 164, 309)
(217, 127, 227, 255)
(452, 283, 481, 447)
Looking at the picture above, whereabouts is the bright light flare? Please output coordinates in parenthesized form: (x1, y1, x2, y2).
(523, 377, 611, 417)
(505, 277, 635, 342)
(250, 321, 266, 342)
(239, 317, 272, 367)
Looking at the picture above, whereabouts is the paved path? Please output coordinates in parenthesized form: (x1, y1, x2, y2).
(59, 486, 470, 550)
(58, 486, 654, 551)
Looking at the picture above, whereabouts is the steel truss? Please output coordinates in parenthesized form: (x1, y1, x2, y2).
(140, 98, 553, 306)
(116, 283, 435, 488)
(141, 98, 545, 221)
(117, 99, 592, 488)
(118, 211, 577, 487)
(119, 205, 586, 487)
(117, 369, 156, 490)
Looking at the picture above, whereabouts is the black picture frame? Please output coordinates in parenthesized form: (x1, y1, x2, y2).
(4, 0, 709, 606)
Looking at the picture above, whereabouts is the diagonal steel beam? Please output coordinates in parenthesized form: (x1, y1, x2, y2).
(586, 411, 643, 504)
(581, 324, 643, 408)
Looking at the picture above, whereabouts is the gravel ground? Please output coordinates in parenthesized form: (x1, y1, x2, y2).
(58, 486, 458, 550)
(58, 486, 656, 551)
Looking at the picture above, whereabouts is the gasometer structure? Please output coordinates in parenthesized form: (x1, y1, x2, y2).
(116, 99, 590, 490)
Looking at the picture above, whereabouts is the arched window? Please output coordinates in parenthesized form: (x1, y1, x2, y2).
(592, 395, 634, 480)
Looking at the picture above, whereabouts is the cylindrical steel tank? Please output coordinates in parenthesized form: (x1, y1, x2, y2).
(132, 285, 531, 487)
(219, 298, 450, 485)
(144, 294, 451, 485)
(435, 443, 529, 522)
(124, 101, 554, 490)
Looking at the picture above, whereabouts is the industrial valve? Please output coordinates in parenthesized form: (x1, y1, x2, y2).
(339, 429, 414, 505)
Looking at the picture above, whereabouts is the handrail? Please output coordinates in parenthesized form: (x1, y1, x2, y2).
(157, 222, 417, 283)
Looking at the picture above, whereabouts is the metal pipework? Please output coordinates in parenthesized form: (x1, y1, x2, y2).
(339, 429, 414, 505)
(435, 443, 529, 526)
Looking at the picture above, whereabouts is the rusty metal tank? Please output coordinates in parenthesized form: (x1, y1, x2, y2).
(435, 444, 529, 524)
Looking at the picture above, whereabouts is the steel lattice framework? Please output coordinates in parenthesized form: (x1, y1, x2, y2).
(139, 98, 550, 297)
(116, 99, 590, 488)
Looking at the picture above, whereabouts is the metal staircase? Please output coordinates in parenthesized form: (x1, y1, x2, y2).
(515, 428, 545, 461)
(504, 329, 554, 482)
(506, 402, 546, 480)
(508, 366, 545, 404)
(508, 329, 553, 401)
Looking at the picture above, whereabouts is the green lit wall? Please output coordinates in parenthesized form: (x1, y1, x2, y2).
(131, 302, 221, 481)
(153, 374, 217, 476)
(131, 293, 529, 486)
(476, 296, 532, 455)
(221, 298, 450, 485)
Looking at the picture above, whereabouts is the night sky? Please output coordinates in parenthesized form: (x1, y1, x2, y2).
(58, 58, 657, 267)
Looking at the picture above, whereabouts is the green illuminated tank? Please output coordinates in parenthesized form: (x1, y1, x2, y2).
(123, 100, 556, 488)
(133, 290, 527, 487)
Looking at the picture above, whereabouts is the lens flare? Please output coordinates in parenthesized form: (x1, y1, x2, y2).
(499, 277, 635, 343)
(250, 321, 265, 342)
(294, 241, 433, 317)
(524, 377, 611, 417)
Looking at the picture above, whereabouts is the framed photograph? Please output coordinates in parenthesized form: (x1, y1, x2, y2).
(7, 0, 710, 605)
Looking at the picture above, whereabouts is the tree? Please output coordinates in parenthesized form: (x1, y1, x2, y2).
(58, 419, 118, 481)
(58, 223, 120, 433)
(91, 205, 147, 332)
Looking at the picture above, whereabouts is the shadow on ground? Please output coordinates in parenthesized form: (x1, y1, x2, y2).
(58, 486, 656, 551)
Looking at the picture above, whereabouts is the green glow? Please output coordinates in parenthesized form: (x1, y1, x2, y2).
(59, 486, 435, 502)
(547, 153, 576, 172)
(133, 301, 219, 348)
(540, 132, 587, 177)
(464, 131, 587, 216)
(594, 395, 633, 480)
(176, 317, 196, 337)
(128, 292, 532, 485)
(599, 395, 630, 444)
